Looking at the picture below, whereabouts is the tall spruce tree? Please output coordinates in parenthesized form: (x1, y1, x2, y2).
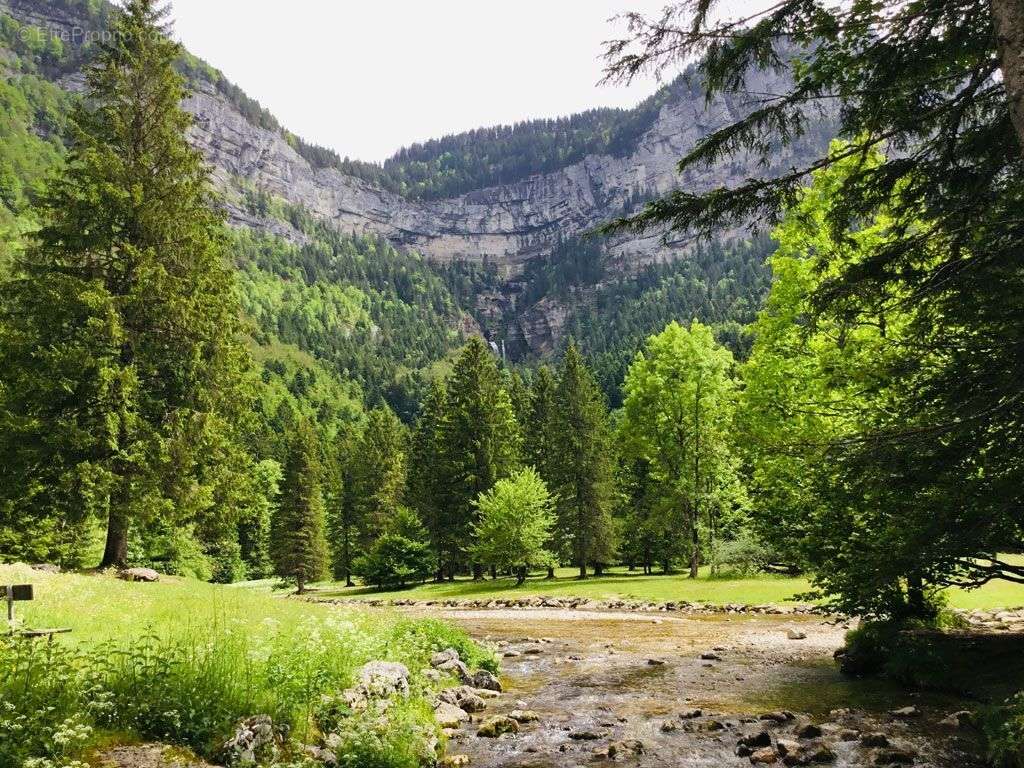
(524, 366, 560, 577)
(0, 0, 253, 567)
(550, 342, 616, 578)
(347, 404, 408, 548)
(441, 337, 521, 578)
(272, 420, 327, 593)
(407, 380, 453, 581)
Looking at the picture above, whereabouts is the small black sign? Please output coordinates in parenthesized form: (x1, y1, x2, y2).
(9, 584, 33, 601)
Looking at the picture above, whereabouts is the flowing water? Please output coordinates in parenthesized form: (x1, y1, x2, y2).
(411, 608, 985, 768)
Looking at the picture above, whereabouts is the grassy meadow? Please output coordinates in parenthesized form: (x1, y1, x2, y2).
(0, 564, 494, 768)
(296, 562, 1024, 611)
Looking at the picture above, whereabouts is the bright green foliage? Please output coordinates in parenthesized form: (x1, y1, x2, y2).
(237, 459, 282, 580)
(407, 380, 451, 579)
(440, 337, 521, 574)
(353, 508, 437, 590)
(272, 420, 328, 592)
(740, 149, 901, 578)
(523, 366, 558, 480)
(549, 343, 617, 577)
(471, 468, 556, 585)
(0, 0, 256, 568)
(0, 563, 493, 767)
(621, 321, 739, 578)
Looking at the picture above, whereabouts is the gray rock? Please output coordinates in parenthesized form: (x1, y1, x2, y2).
(434, 701, 470, 729)
(120, 567, 160, 582)
(889, 706, 920, 719)
(508, 709, 540, 723)
(437, 686, 488, 713)
(470, 669, 502, 692)
(220, 715, 280, 765)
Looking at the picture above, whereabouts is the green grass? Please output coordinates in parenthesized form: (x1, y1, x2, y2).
(0, 564, 493, 768)
(295, 564, 1024, 611)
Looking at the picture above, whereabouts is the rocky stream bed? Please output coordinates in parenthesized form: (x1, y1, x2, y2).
(418, 608, 987, 768)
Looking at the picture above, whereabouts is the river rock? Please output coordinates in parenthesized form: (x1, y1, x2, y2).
(796, 723, 822, 739)
(597, 739, 645, 758)
(120, 567, 160, 582)
(938, 710, 973, 729)
(503, 649, 521, 658)
(434, 702, 470, 729)
(701, 652, 722, 661)
(440, 755, 471, 767)
(469, 670, 502, 692)
(889, 706, 920, 719)
(437, 686, 487, 713)
(786, 629, 808, 640)
(660, 720, 679, 733)
(750, 747, 779, 764)
(873, 748, 915, 765)
(509, 709, 540, 723)
(569, 728, 606, 740)
(680, 709, 703, 719)
(860, 733, 889, 748)
(477, 715, 519, 738)
(760, 711, 796, 724)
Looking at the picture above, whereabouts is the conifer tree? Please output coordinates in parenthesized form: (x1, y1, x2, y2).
(407, 380, 452, 580)
(524, 366, 560, 577)
(272, 420, 328, 593)
(347, 405, 408, 547)
(0, 0, 254, 567)
(550, 342, 616, 578)
(441, 337, 521, 578)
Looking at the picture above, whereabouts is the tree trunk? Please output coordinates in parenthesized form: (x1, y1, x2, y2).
(296, 573, 306, 595)
(578, 562, 587, 579)
(490, 565, 497, 580)
(545, 566, 555, 579)
(515, 566, 526, 586)
(100, 508, 129, 569)
(993, 0, 1024, 150)
(472, 563, 484, 580)
(688, 510, 700, 579)
(594, 563, 604, 577)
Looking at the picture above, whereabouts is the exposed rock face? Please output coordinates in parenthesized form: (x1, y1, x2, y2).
(1, 0, 829, 277)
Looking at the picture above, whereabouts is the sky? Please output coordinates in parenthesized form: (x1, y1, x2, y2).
(165, 1, 684, 163)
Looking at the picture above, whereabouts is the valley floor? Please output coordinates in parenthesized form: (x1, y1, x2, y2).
(279, 562, 1024, 611)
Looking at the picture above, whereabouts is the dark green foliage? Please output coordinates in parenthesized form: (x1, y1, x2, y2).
(407, 380, 452, 579)
(441, 337, 522, 574)
(272, 420, 328, 591)
(0, 0, 256, 568)
(354, 509, 437, 590)
(548, 342, 617, 576)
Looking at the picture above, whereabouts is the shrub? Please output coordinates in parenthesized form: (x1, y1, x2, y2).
(353, 534, 437, 590)
(985, 692, 1024, 768)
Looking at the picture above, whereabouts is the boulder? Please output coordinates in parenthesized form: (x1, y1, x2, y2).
(432, 648, 461, 668)
(470, 670, 502, 692)
(440, 756, 471, 767)
(120, 567, 160, 582)
(434, 702, 470, 729)
(680, 709, 703, 719)
(359, 661, 410, 699)
(660, 720, 679, 733)
(599, 739, 645, 758)
(437, 686, 487, 713)
(477, 715, 519, 738)
(786, 629, 808, 641)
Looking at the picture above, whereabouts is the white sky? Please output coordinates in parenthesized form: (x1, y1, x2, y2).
(165, 0, 684, 163)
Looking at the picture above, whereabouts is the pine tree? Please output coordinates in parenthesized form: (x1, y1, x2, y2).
(0, 0, 254, 567)
(407, 380, 452, 580)
(550, 342, 616, 578)
(272, 421, 328, 593)
(524, 365, 560, 577)
(347, 405, 408, 547)
(441, 337, 521, 578)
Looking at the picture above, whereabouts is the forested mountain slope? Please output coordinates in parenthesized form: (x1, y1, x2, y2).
(0, 0, 832, 408)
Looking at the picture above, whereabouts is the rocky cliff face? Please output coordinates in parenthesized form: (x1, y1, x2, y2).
(1, 0, 825, 278)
